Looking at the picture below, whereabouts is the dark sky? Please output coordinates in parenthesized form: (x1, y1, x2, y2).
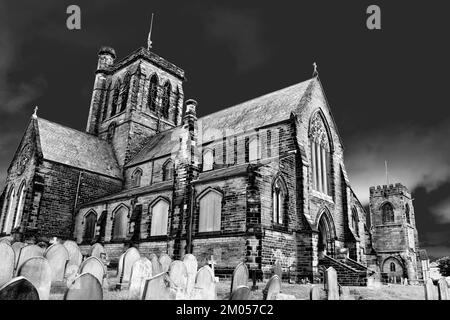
(0, 0, 449, 259)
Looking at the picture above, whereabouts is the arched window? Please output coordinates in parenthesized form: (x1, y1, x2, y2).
(148, 74, 158, 111)
(2, 188, 15, 234)
(382, 202, 395, 223)
(203, 149, 214, 171)
(249, 137, 258, 162)
(102, 83, 111, 121)
(107, 122, 116, 142)
(110, 81, 121, 117)
(198, 190, 222, 232)
(13, 182, 26, 229)
(120, 73, 131, 113)
(390, 262, 396, 272)
(272, 177, 286, 224)
(113, 206, 129, 240)
(83, 211, 97, 243)
(131, 168, 143, 188)
(173, 86, 181, 125)
(150, 199, 169, 236)
(309, 112, 331, 195)
(162, 160, 174, 181)
(405, 204, 411, 224)
(351, 207, 359, 236)
(161, 81, 171, 119)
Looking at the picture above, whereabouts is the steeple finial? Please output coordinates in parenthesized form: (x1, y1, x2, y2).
(147, 13, 155, 50)
(32, 106, 38, 119)
(312, 62, 318, 77)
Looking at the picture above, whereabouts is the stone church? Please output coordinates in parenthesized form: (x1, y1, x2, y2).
(0, 36, 429, 285)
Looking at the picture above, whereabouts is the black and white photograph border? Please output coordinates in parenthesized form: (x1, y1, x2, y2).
(0, 0, 449, 305)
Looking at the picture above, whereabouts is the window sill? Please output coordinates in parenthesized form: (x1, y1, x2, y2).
(147, 235, 169, 241)
(270, 223, 289, 233)
(195, 231, 222, 237)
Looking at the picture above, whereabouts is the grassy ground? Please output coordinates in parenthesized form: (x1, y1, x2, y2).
(50, 269, 425, 300)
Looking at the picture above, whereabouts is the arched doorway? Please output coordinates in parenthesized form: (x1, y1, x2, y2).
(382, 257, 404, 284)
(317, 211, 335, 257)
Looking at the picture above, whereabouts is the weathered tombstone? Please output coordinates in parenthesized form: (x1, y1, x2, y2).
(273, 260, 282, 280)
(128, 257, 153, 300)
(44, 243, 69, 282)
(117, 247, 141, 287)
(142, 273, 173, 300)
(79, 256, 106, 286)
(0, 242, 14, 287)
(11, 242, 26, 270)
(16, 245, 44, 272)
(230, 262, 249, 294)
(65, 264, 79, 286)
(438, 277, 449, 300)
(262, 275, 281, 300)
(230, 285, 250, 300)
(183, 254, 198, 297)
(340, 286, 353, 300)
(64, 273, 103, 300)
(310, 285, 321, 300)
(325, 267, 339, 300)
(169, 261, 188, 294)
(90, 243, 105, 259)
(159, 254, 172, 273)
(64, 240, 83, 268)
(150, 254, 163, 275)
(17, 257, 52, 300)
(424, 278, 438, 300)
(0, 276, 40, 300)
(194, 266, 216, 300)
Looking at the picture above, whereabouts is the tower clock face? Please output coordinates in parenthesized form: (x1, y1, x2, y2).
(16, 144, 32, 175)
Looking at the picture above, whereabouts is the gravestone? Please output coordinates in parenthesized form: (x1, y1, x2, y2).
(438, 277, 449, 300)
(194, 266, 216, 300)
(79, 256, 106, 286)
(0, 242, 14, 287)
(65, 264, 79, 286)
(0, 236, 12, 244)
(230, 262, 249, 294)
(183, 254, 198, 297)
(11, 242, 26, 270)
(424, 278, 438, 300)
(159, 254, 172, 273)
(90, 243, 105, 258)
(63, 240, 83, 268)
(263, 275, 281, 300)
(142, 273, 173, 300)
(64, 273, 103, 300)
(325, 267, 339, 300)
(44, 243, 69, 282)
(150, 254, 163, 275)
(17, 257, 52, 300)
(128, 257, 153, 300)
(310, 285, 321, 300)
(169, 261, 188, 294)
(230, 285, 250, 300)
(16, 245, 44, 272)
(273, 260, 282, 280)
(340, 286, 352, 300)
(0, 276, 40, 300)
(117, 247, 141, 287)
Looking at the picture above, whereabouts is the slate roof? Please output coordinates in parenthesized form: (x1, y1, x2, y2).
(36, 118, 122, 179)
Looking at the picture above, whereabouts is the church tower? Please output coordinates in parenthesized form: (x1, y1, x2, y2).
(86, 39, 186, 166)
(369, 183, 422, 283)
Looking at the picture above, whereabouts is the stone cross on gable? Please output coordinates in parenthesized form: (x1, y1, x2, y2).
(208, 255, 217, 275)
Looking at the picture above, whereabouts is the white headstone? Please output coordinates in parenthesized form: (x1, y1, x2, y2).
(0, 276, 40, 300)
(79, 256, 106, 286)
(424, 278, 438, 300)
(183, 254, 198, 296)
(63, 240, 83, 268)
(17, 257, 52, 300)
(231, 262, 249, 294)
(0, 242, 14, 287)
(16, 245, 44, 272)
(194, 266, 216, 300)
(118, 247, 141, 285)
(169, 261, 188, 292)
(142, 273, 173, 300)
(159, 254, 172, 273)
(11, 242, 26, 270)
(326, 267, 339, 300)
(263, 275, 281, 300)
(44, 243, 69, 282)
(128, 257, 153, 300)
(64, 273, 103, 300)
(438, 277, 449, 300)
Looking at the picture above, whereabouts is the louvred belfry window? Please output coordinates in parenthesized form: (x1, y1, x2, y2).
(161, 81, 171, 119)
(148, 74, 158, 111)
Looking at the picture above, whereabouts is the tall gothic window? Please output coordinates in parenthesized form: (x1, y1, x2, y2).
(102, 83, 111, 121)
(2, 187, 15, 234)
(131, 168, 143, 188)
(162, 160, 174, 181)
(110, 81, 121, 117)
(161, 81, 171, 119)
(309, 112, 331, 195)
(405, 204, 411, 224)
(13, 182, 26, 229)
(203, 149, 214, 171)
(148, 74, 158, 111)
(83, 211, 97, 243)
(390, 262, 396, 272)
(173, 86, 181, 125)
(107, 122, 116, 142)
(382, 202, 395, 223)
(198, 190, 222, 233)
(351, 207, 359, 236)
(120, 73, 131, 113)
(272, 177, 286, 225)
(249, 137, 258, 162)
(113, 206, 129, 240)
(150, 199, 169, 236)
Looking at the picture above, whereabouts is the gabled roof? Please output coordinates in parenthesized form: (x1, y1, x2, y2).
(35, 117, 122, 179)
(199, 79, 314, 142)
